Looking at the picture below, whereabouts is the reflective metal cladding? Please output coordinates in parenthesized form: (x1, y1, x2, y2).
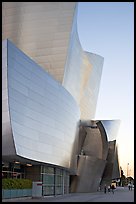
(2, 39, 80, 168)
(2, 2, 77, 83)
(101, 120, 121, 141)
(63, 6, 104, 119)
(2, 2, 104, 120)
(70, 120, 120, 192)
(2, 2, 120, 194)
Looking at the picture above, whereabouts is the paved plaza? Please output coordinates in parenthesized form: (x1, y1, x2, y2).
(2, 187, 134, 202)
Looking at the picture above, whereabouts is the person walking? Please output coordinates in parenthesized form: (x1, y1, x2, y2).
(104, 184, 107, 194)
(128, 182, 131, 190)
(130, 182, 133, 190)
(111, 184, 115, 194)
(108, 185, 110, 192)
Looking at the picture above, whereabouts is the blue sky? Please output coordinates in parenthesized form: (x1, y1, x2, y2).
(77, 2, 134, 177)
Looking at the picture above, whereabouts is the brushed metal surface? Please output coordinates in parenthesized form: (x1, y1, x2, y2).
(2, 40, 16, 156)
(63, 6, 104, 119)
(2, 3, 120, 194)
(2, 39, 80, 169)
(101, 140, 120, 186)
(2, 2, 104, 120)
(70, 120, 120, 192)
(2, 2, 76, 83)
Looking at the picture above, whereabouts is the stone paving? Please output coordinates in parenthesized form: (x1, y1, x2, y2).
(2, 187, 134, 202)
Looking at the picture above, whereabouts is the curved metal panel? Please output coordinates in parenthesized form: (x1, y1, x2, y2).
(82, 126, 103, 159)
(2, 2, 77, 83)
(2, 39, 16, 156)
(7, 39, 80, 168)
(2, 3, 120, 194)
(2, 2, 104, 120)
(63, 5, 104, 119)
(101, 120, 121, 141)
(70, 155, 106, 193)
(99, 120, 121, 186)
(96, 121, 108, 160)
(70, 120, 109, 192)
(100, 140, 120, 186)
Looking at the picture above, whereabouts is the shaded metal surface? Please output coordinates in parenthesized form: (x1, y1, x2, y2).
(101, 120, 121, 141)
(112, 144, 120, 179)
(101, 140, 120, 186)
(70, 155, 106, 193)
(70, 120, 108, 192)
(70, 120, 120, 193)
(100, 120, 121, 186)
(2, 39, 80, 169)
(96, 121, 108, 160)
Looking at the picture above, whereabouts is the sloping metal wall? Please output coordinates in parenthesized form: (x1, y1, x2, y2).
(100, 140, 120, 186)
(2, 39, 80, 169)
(2, 40, 16, 156)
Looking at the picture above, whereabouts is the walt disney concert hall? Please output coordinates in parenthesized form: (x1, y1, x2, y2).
(2, 2, 120, 195)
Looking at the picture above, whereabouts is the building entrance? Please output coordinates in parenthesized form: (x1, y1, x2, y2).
(41, 166, 69, 196)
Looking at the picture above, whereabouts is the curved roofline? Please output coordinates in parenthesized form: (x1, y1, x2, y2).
(85, 51, 104, 60)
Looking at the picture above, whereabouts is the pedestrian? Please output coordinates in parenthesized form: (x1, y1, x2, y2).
(108, 185, 110, 192)
(130, 182, 133, 191)
(128, 183, 131, 190)
(104, 184, 107, 194)
(111, 184, 115, 194)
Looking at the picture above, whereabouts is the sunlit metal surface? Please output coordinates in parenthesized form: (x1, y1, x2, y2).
(64, 51, 103, 119)
(2, 2, 104, 120)
(2, 39, 80, 169)
(2, 2, 120, 194)
(63, 5, 104, 119)
(2, 2, 76, 83)
(2, 40, 16, 156)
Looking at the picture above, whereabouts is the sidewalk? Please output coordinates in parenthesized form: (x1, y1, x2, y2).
(2, 187, 134, 202)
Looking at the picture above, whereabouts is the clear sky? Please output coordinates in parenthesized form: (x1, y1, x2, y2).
(77, 2, 134, 178)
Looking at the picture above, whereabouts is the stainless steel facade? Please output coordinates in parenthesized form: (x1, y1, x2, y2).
(2, 39, 16, 157)
(2, 2, 77, 83)
(100, 140, 120, 187)
(70, 120, 120, 192)
(63, 7, 104, 119)
(2, 39, 80, 169)
(2, 2, 120, 195)
(2, 2, 104, 120)
(101, 120, 121, 141)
